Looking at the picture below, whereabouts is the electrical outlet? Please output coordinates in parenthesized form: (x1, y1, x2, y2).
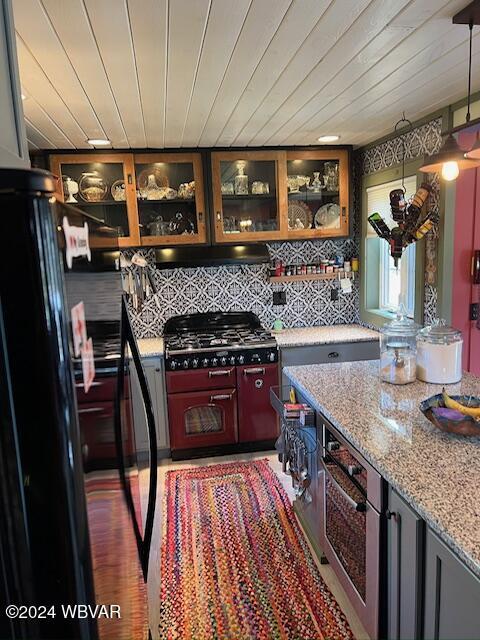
(273, 291, 287, 305)
(330, 288, 338, 301)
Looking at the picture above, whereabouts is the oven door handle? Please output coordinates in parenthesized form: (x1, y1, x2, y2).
(208, 369, 232, 377)
(210, 393, 233, 401)
(321, 459, 367, 512)
(242, 367, 265, 375)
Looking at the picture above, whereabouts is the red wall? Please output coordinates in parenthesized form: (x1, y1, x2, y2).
(452, 131, 480, 374)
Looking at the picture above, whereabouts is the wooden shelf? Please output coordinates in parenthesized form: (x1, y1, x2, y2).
(269, 270, 356, 283)
(73, 200, 126, 207)
(137, 197, 195, 205)
(288, 190, 339, 199)
(221, 193, 275, 201)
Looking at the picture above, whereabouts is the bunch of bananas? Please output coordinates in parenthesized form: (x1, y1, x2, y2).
(442, 389, 480, 420)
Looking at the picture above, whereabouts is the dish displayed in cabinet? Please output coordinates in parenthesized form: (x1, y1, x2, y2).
(314, 203, 341, 230)
(288, 201, 313, 230)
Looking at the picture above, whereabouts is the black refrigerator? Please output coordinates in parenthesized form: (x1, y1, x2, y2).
(0, 168, 157, 639)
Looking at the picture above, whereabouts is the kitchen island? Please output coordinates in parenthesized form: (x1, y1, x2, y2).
(284, 360, 480, 640)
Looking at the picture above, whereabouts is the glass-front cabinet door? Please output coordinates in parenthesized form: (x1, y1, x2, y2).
(134, 153, 206, 246)
(285, 149, 349, 239)
(211, 151, 287, 242)
(50, 154, 140, 247)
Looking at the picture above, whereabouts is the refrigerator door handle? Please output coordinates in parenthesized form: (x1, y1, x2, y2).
(115, 298, 157, 580)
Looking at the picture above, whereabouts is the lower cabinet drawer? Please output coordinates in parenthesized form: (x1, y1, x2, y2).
(281, 341, 379, 368)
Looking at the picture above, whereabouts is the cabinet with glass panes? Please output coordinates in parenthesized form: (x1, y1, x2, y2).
(134, 153, 206, 246)
(50, 154, 140, 247)
(211, 151, 287, 242)
(285, 149, 349, 239)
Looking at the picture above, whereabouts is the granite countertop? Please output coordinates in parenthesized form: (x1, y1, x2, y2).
(284, 360, 480, 578)
(137, 337, 164, 357)
(274, 324, 379, 348)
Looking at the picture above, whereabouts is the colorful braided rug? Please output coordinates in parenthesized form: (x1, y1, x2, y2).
(159, 459, 354, 640)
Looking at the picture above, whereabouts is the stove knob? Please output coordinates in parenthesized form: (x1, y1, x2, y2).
(182, 359, 189, 369)
(229, 356, 236, 365)
(251, 353, 260, 363)
(220, 357, 227, 366)
(202, 358, 209, 368)
(212, 357, 218, 367)
(170, 360, 178, 371)
(238, 354, 245, 365)
(268, 351, 276, 362)
(192, 358, 199, 368)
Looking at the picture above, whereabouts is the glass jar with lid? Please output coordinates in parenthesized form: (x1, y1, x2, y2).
(380, 306, 420, 384)
(416, 320, 463, 384)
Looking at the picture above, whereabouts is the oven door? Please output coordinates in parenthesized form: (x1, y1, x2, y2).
(320, 454, 381, 639)
(237, 363, 279, 442)
(168, 388, 238, 450)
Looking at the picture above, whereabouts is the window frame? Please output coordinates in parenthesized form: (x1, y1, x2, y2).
(360, 158, 426, 329)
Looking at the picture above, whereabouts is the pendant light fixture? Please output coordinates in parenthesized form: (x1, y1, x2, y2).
(420, 3, 480, 180)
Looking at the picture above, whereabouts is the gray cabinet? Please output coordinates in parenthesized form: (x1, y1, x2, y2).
(387, 487, 424, 640)
(423, 527, 480, 640)
(280, 340, 379, 385)
(133, 356, 169, 456)
(0, 0, 29, 168)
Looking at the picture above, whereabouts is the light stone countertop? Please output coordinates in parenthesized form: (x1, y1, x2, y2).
(284, 360, 480, 578)
(274, 324, 379, 348)
(137, 337, 164, 357)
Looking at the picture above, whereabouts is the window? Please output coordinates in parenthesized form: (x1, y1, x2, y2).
(366, 176, 416, 318)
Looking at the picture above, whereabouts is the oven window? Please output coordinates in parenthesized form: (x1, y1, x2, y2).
(185, 405, 224, 435)
(325, 464, 366, 601)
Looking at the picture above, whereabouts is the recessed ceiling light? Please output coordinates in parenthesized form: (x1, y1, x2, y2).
(87, 138, 111, 146)
(317, 135, 340, 143)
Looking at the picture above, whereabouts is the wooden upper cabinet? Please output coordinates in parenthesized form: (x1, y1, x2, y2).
(211, 150, 287, 243)
(50, 153, 140, 247)
(134, 152, 206, 246)
(285, 149, 350, 239)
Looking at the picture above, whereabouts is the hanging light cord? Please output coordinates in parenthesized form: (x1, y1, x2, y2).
(467, 20, 473, 123)
(394, 112, 413, 191)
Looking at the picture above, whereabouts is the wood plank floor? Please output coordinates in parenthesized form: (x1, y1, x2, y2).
(144, 452, 370, 640)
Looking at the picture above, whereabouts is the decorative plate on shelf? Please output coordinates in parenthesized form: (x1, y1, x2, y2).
(314, 203, 341, 230)
(137, 168, 169, 190)
(288, 201, 312, 230)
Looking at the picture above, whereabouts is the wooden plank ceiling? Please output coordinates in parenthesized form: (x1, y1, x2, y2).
(13, 0, 479, 151)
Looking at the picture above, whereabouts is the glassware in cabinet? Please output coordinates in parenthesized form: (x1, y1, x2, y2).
(49, 154, 140, 247)
(285, 150, 349, 238)
(211, 151, 286, 242)
(134, 153, 206, 246)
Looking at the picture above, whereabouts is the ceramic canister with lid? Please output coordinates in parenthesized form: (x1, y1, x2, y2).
(380, 306, 420, 385)
(416, 320, 463, 384)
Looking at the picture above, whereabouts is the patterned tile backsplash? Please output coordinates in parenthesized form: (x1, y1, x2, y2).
(124, 244, 360, 338)
(125, 117, 444, 338)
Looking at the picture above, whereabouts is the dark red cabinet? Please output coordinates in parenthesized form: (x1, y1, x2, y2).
(237, 363, 279, 442)
(167, 387, 238, 450)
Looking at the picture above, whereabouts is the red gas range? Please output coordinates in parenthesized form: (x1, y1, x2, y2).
(164, 312, 279, 459)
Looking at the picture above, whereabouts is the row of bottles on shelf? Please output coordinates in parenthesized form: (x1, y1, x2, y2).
(269, 256, 359, 277)
(368, 182, 438, 266)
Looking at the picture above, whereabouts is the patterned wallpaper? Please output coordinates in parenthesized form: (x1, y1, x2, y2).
(356, 117, 443, 325)
(125, 117, 443, 338)
(124, 244, 360, 338)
